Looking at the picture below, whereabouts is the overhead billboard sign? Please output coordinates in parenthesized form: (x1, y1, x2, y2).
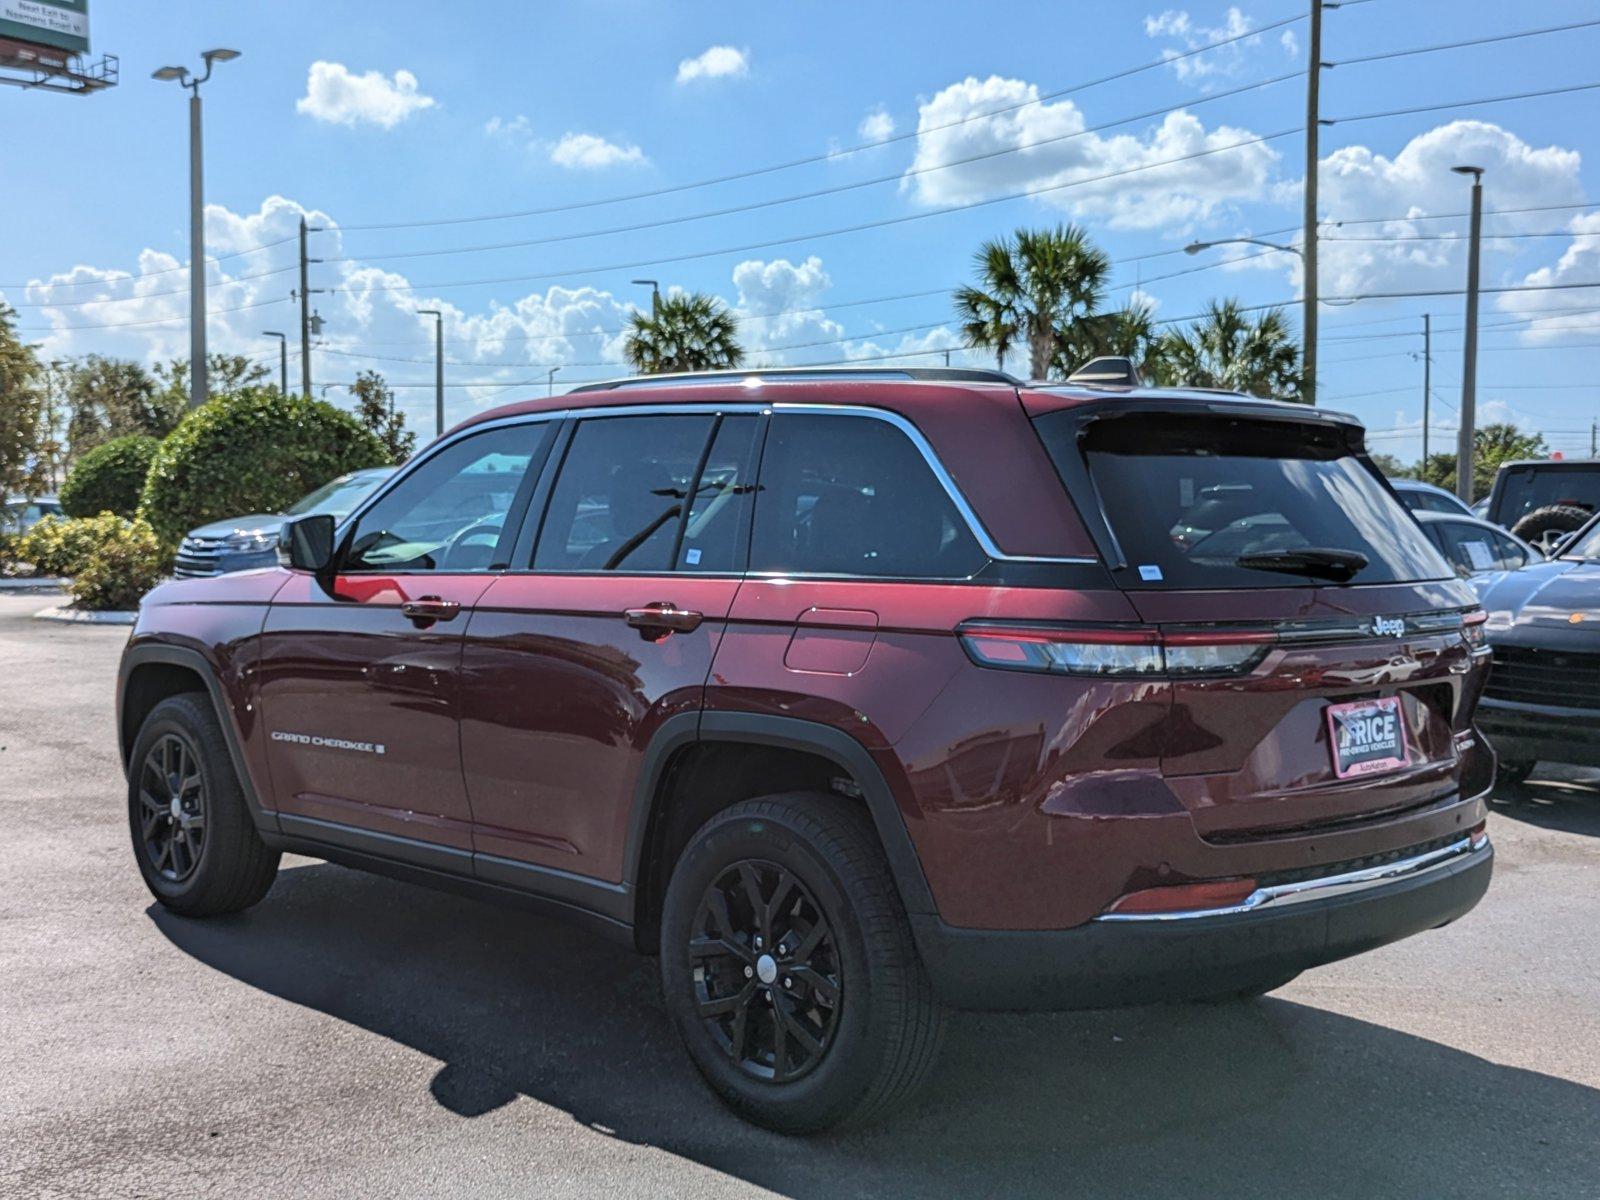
(0, 0, 89, 55)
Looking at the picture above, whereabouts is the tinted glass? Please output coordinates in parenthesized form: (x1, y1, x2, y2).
(344, 426, 537, 572)
(750, 413, 984, 578)
(1432, 520, 1499, 576)
(288, 469, 391, 518)
(1490, 531, 1529, 570)
(1495, 465, 1600, 525)
(535, 415, 715, 572)
(1406, 489, 1466, 516)
(679, 415, 761, 573)
(1564, 517, 1600, 559)
(1036, 413, 1450, 589)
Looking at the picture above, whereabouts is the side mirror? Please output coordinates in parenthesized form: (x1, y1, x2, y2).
(279, 513, 337, 573)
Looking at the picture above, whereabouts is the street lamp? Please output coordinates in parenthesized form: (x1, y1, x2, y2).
(152, 48, 241, 411)
(547, 366, 560, 397)
(1453, 165, 1486, 503)
(1186, 235, 1315, 402)
(632, 279, 661, 319)
(262, 331, 287, 397)
(417, 309, 444, 437)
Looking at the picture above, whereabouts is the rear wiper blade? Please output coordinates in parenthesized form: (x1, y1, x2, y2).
(1235, 547, 1369, 580)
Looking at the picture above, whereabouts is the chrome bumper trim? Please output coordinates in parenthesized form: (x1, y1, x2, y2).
(1093, 833, 1490, 923)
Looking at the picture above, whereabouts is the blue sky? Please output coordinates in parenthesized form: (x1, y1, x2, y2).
(4, 0, 1598, 461)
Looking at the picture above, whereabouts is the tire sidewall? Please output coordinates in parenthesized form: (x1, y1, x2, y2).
(661, 805, 882, 1130)
(127, 699, 218, 903)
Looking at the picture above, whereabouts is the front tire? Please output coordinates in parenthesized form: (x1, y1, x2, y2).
(660, 792, 944, 1134)
(128, 693, 280, 916)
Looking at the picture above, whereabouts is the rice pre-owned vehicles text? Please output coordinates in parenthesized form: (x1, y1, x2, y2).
(118, 367, 1495, 1132)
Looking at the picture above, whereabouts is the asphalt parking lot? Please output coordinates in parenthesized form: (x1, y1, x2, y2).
(2, 591, 1597, 1199)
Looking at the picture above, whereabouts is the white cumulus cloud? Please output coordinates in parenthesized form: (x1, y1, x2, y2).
(858, 108, 895, 143)
(296, 62, 435, 129)
(549, 132, 648, 169)
(1143, 7, 1260, 86)
(676, 45, 749, 84)
(903, 74, 1279, 230)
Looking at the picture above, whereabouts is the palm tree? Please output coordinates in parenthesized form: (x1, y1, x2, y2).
(623, 292, 745, 375)
(1148, 299, 1304, 401)
(954, 225, 1110, 379)
(1053, 300, 1159, 379)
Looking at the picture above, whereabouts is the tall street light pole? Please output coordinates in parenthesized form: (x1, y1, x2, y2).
(417, 309, 444, 436)
(1453, 165, 1485, 503)
(1421, 314, 1431, 466)
(547, 367, 560, 397)
(632, 279, 661, 318)
(1302, 0, 1324, 405)
(152, 48, 241, 411)
(262, 331, 288, 397)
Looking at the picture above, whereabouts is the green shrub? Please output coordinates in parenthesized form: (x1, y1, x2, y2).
(60, 434, 161, 519)
(140, 387, 389, 546)
(15, 512, 136, 577)
(70, 516, 165, 611)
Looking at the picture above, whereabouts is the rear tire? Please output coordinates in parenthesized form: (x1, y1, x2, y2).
(128, 693, 279, 916)
(660, 792, 944, 1134)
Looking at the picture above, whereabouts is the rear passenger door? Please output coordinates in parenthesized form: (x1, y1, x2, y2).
(458, 410, 763, 890)
(703, 410, 991, 747)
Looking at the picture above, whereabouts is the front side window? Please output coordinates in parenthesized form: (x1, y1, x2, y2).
(343, 425, 539, 572)
(534, 415, 717, 572)
(749, 413, 985, 578)
(1034, 413, 1450, 589)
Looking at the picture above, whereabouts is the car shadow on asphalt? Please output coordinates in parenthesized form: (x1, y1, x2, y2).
(150, 861, 1600, 1200)
(1489, 768, 1600, 837)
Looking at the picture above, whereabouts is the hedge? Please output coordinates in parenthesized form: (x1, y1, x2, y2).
(16, 512, 143, 577)
(60, 434, 160, 519)
(140, 387, 389, 546)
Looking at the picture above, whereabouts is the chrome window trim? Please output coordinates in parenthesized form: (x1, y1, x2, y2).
(1093, 833, 1489, 923)
(340, 402, 1097, 567)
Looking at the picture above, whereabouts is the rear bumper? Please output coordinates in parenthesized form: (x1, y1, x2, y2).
(911, 835, 1492, 1011)
(1477, 697, 1600, 768)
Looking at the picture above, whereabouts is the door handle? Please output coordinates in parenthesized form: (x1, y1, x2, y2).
(401, 596, 462, 626)
(624, 602, 704, 640)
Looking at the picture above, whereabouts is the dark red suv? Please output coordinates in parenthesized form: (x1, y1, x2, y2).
(119, 366, 1495, 1132)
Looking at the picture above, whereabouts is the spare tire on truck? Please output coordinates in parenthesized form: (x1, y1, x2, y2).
(1509, 504, 1592, 552)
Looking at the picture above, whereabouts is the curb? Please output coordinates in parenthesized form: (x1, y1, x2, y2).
(0, 577, 70, 594)
(33, 604, 137, 626)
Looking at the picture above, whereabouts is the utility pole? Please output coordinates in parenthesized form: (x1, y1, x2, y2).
(418, 309, 444, 436)
(1453, 165, 1485, 503)
(1302, 0, 1322, 405)
(152, 49, 240, 410)
(1591, 418, 1597, 458)
(296, 218, 325, 399)
(263, 331, 288, 397)
(1421, 313, 1431, 466)
(547, 366, 560, 397)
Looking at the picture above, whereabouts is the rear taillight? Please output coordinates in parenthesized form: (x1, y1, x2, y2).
(958, 622, 1272, 678)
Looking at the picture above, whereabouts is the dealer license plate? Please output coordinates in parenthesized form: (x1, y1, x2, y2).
(1326, 696, 1409, 779)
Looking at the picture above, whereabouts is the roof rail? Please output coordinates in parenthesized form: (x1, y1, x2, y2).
(567, 365, 1021, 393)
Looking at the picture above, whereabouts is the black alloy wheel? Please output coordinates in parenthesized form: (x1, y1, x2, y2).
(136, 732, 208, 883)
(689, 859, 842, 1083)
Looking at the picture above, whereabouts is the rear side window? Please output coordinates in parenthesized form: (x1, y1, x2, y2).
(750, 413, 984, 578)
(535, 414, 716, 572)
(1033, 413, 1450, 589)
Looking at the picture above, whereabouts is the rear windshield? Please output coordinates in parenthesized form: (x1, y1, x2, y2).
(1492, 464, 1600, 525)
(1033, 412, 1451, 590)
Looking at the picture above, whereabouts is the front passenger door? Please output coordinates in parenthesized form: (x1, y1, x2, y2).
(257, 422, 549, 858)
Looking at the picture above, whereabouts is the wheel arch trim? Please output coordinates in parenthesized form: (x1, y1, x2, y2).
(623, 711, 937, 920)
(119, 642, 278, 834)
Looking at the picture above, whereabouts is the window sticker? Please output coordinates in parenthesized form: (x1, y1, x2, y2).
(1462, 540, 1494, 571)
(1138, 564, 1164, 581)
(685, 548, 703, 565)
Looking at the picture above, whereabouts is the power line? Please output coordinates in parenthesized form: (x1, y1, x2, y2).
(0, 233, 299, 292)
(326, 129, 1302, 299)
(1326, 17, 1600, 67)
(329, 70, 1304, 269)
(1323, 80, 1600, 126)
(339, 10, 1307, 234)
(15, 295, 289, 333)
